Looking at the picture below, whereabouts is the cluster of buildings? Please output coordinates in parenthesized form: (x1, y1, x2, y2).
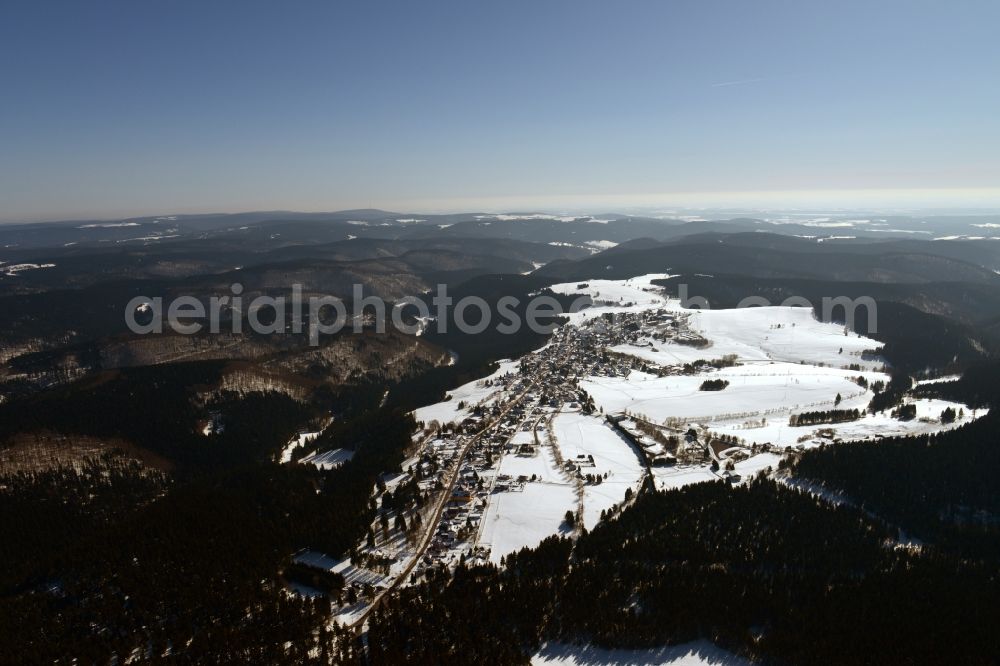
(322, 301, 757, 614)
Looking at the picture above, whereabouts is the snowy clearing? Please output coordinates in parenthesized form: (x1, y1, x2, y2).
(533, 640, 750, 666)
(551, 410, 645, 528)
(280, 425, 330, 463)
(479, 442, 576, 564)
(4, 262, 56, 276)
(583, 366, 874, 427)
(412, 359, 520, 426)
(549, 274, 674, 321)
(300, 448, 354, 470)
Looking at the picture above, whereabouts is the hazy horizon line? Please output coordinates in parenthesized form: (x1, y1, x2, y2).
(4, 187, 1000, 225)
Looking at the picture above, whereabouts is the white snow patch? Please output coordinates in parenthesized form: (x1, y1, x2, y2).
(802, 220, 857, 228)
(533, 640, 750, 666)
(281, 427, 329, 464)
(300, 448, 354, 470)
(915, 374, 961, 386)
(116, 234, 181, 243)
(482, 213, 579, 222)
(4, 263, 56, 276)
(652, 466, 720, 490)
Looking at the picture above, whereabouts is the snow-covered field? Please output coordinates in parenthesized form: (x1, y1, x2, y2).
(583, 365, 874, 427)
(496, 439, 566, 485)
(551, 410, 645, 528)
(560, 276, 979, 450)
(679, 302, 878, 369)
(651, 466, 721, 490)
(609, 312, 878, 370)
(708, 398, 983, 448)
(549, 274, 674, 321)
(581, 363, 979, 451)
(480, 408, 649, 561)
(479, 443, 577, 564)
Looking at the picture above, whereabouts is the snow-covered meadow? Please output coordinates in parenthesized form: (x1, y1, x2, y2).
(556, 275, 979, 450)
(479, 441, 577, 564)
(551, 410, 645, 529)
(610, 303, 880, 370)
(582, 364, 873, 429)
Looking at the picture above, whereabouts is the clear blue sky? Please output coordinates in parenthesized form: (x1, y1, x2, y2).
(2, 0, 999, 221)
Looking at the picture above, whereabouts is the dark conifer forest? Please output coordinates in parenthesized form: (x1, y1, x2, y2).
(362, 477, 1000, 665)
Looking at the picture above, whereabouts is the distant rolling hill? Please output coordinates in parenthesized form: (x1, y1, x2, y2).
(533, 232, 1000, 284)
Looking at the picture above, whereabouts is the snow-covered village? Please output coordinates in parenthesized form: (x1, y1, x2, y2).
(281, 274, 984, 642)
